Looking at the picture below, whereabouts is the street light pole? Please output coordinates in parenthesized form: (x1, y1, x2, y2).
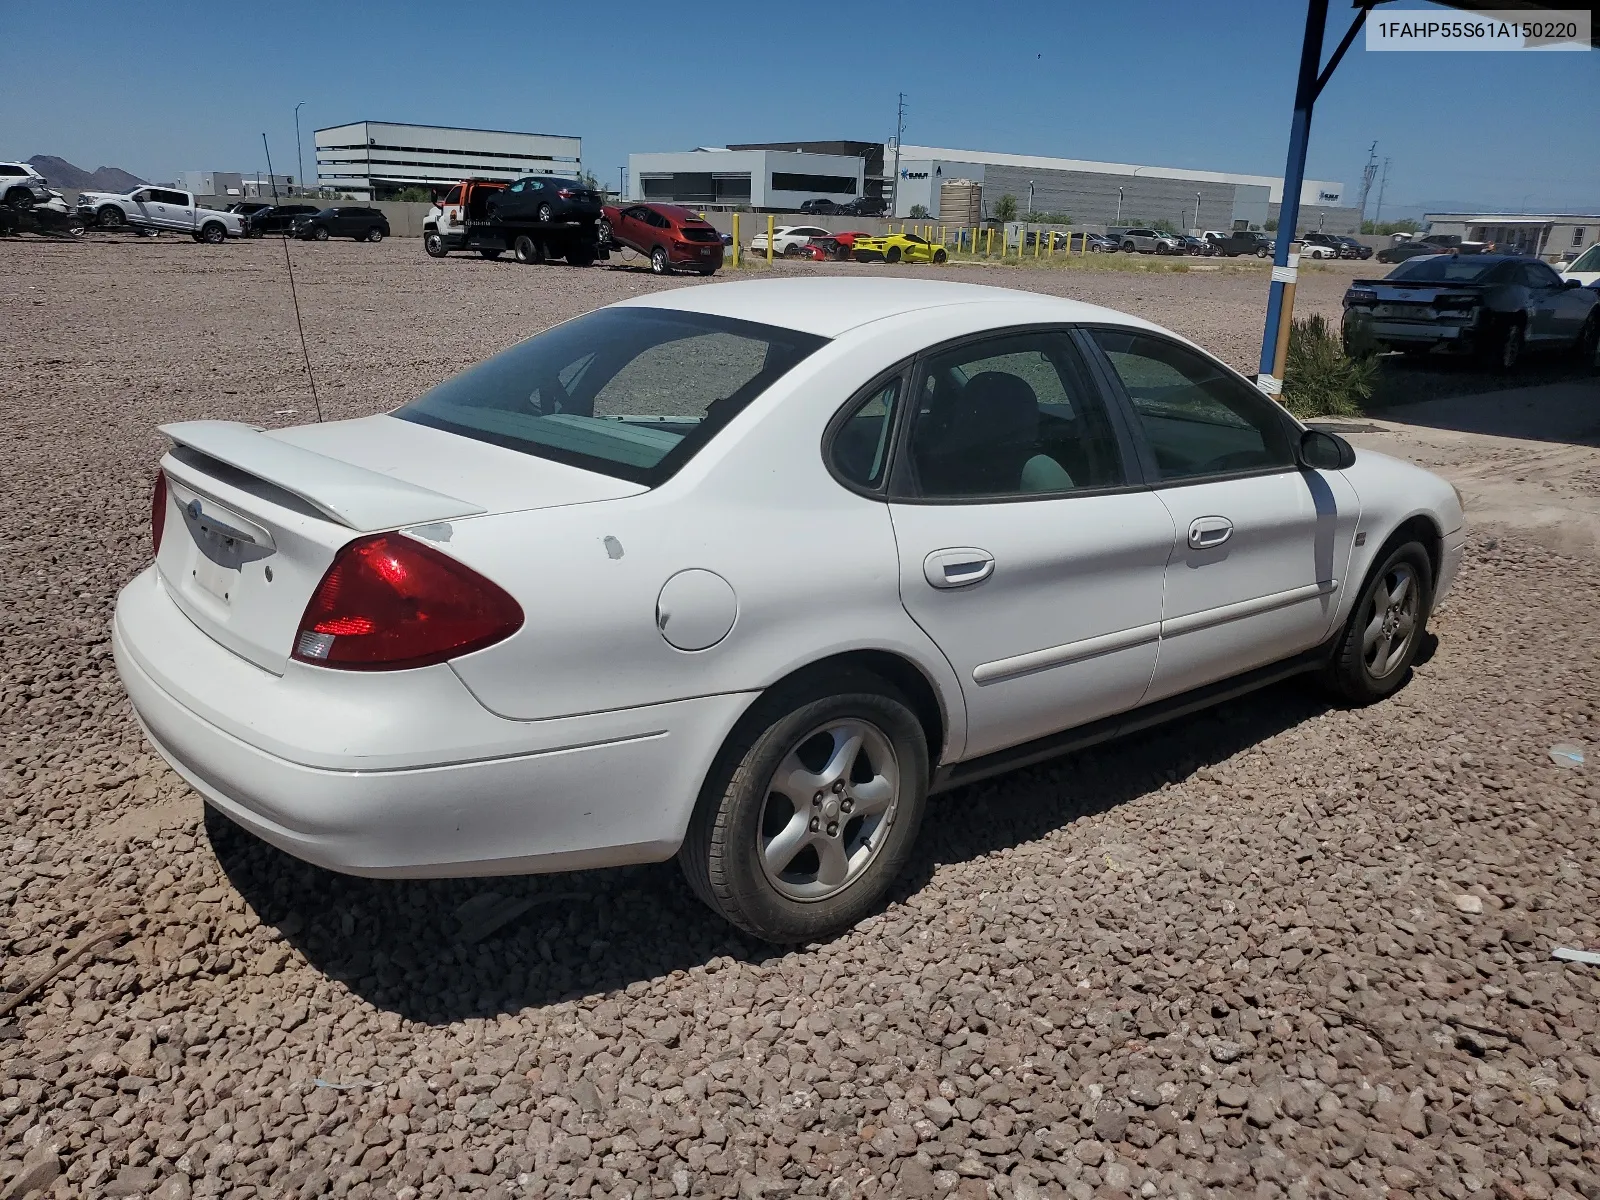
(294, 102, 306, 194)
(1027, 181, 1034, 216)
(1116, 186, 1123, 224)
(1194, 192, 1201, 230)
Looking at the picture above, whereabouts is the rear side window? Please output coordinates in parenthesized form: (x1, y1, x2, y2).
(1091, 330, 1294, 482)
(396, 308, 827, 486)
(829, 379, 902, 490)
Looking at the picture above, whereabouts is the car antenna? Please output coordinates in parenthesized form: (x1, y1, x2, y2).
(262, 132, 324, 423)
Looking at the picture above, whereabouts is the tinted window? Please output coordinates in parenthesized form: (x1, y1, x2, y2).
(0, 166, 22, 176)
(396, 308, 827, 486)
(1569, 244, 1600, 272)
(1091, 330, 1293, 482)
(829, 378, 901, 490)
(443, 186, 462, 205)
(909, 332, 1123, 498)
(1520, 262, 1561, 288)
(1388, 256, 1500, 282)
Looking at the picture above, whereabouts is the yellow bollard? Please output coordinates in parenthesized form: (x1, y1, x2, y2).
(986, 226, 993, 258)
(1035, 227, 1042, 259)
(732, 213, 740, 268)
(766, 214, 774, 263)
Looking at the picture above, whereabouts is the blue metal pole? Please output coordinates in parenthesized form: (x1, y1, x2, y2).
(1258, 0, 1329, 393)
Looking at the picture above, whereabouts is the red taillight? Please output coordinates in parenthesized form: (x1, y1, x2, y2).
(558, 188, 575, 199)
(292, 534, 524, 670)
(151, 473, 168, 558)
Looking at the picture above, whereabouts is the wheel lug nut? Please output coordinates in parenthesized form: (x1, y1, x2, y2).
(832, 781, 845, 793)
(841, 799, 853, 813)
(810, 817, 820, 831)
(813, 792, 822, 805)
(827, 822, 838, 837)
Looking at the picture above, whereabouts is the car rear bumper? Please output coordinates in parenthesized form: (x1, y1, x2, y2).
(113, 566, 754, 878)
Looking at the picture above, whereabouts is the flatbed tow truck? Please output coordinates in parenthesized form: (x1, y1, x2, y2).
(422, 179, 606, 266)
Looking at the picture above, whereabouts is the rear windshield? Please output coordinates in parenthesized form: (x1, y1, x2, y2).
(1568, 244, 1600, 272)
(1388, 257, 1501, 282)
(681, 227, 721, 242)
(395, 308, 827, 486)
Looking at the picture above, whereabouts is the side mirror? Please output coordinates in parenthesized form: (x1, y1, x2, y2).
(1564, 278, 1584, 289)
(1300, 429, 1356, 470)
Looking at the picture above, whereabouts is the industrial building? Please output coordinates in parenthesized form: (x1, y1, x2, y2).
(627, 137, 1358, 232)
(626, 148, 865, 210)
(314, 122, 581, 200)
(1422, 211, 1599, 261)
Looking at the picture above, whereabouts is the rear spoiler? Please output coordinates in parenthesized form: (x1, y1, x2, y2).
(159, 420, 486, 532)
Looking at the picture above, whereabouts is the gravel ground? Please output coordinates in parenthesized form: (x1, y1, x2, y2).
(3, 237, 1599, 1200)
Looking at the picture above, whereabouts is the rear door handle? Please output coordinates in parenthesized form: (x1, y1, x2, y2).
(923, 548, 995, 589)
(1187, 516, 1234, 550)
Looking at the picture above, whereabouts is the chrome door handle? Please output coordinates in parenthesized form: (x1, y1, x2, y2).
(923, 547, 995, 589)
(1187, 516, 1234, 550)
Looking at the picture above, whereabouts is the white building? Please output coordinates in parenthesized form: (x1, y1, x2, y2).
(314, 121, 581, 199)
(182, 171, 296, 199)
(626, 148, 865, 211)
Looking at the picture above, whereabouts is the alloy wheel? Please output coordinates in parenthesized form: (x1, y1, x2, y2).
(1361, 562, 1420, 681)
(757, 718, 900, 903)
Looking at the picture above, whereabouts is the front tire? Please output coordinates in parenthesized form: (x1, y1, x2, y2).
(885, 246, 902, 264)
(679, 675, 929, 942)
(1321, 542, 1432, 705)
(423, 231, 447, 257)
(98, 205, 125, 229)
(366, 226, 384, 243)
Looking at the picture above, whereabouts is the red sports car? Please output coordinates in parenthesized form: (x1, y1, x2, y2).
(799, 231, 869, 262)
(600, 203, 724, 275)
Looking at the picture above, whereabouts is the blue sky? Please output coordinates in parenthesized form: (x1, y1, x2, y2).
(4, 0, 1595, 216)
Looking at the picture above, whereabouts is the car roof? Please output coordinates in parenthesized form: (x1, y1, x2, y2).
(612, 278, 1160, 339)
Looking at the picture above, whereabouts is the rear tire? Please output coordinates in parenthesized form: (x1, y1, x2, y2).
(678, 672, 929, 943)
(1122, 241, 1136, 253)
(1320, 541, 1432, 706)
(98, 205, 124, 229)
(367, 226, 384, 243)
(1573, 312, 1598, 367)
(478, 249, 502, 260)
(650, 245, 670, 275)
(1479, 317, 1524, 371)
(932, 248, 947, 264)
(537, 203, 554, 223)
(566, 244, 595, 267)
(4, 188, 34, 209)
(199, 222, 226, 244)
(513, 234, 541, 264)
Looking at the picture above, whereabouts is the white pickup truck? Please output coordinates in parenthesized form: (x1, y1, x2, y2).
(77, 186, 243, 242)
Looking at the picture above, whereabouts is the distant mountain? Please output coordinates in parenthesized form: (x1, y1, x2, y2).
(27, 155, 146, 192)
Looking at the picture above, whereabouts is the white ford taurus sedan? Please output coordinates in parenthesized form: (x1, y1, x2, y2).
(114, 279, 1465, 942)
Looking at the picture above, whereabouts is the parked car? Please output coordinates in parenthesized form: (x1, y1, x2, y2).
(850, 231, 948, 264)
(424, 180, 604, 266)
(1081, 232, 1120, 253)
(115, 278, 1466, 942)
(1206, 230, 1274, 258)
(839, 196, 888, 217)
(799, 199, 842, 215)
(1560, 242, 1600, 287)
(801, 231, 868, 261)
(485, 176, 603, 224)
(1170, 234, 1209, 256)
(1300, 232, 1345, 259)
(0, 161, 55, 209)
(243, 204, 320, 237)
(1376, 240, 1449, 264)
(228, 202, 272, 219)
(1337, 236, 1372, 260)
(1343, 254, 1599, 369)
(294, 206, 391, 242)
(749, 225, 833, 257)
(1119, 228, 1181, 254)
(76, 186, 243, 242)
(601, 203, 723, 275)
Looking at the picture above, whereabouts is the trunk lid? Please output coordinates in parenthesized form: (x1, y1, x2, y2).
(1349, 279, 1493, 321)
(156, 415, 643, 674)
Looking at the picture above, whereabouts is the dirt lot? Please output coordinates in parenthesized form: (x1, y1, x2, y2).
(2, 237, 1599, 1200)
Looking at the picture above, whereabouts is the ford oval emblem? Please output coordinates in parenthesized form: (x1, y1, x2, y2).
(186, 499, 202, 521)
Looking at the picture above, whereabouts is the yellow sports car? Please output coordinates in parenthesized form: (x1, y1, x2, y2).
(851, 232, 948, 265)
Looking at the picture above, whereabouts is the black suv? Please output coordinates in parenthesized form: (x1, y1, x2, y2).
(246, 204, 321, 236)
(1206, 230, 1274, 258)
(839, 196, 887, 217)
(293, 206, 390, 242)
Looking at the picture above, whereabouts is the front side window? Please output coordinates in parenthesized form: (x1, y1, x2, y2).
(908, 332, 1124, 499)
(1091, 330, 1294, 482)
(396, 308, 827, 486)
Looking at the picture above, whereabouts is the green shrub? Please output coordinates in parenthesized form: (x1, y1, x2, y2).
(992, 194, 1019, 222)
(909, 203, 931, 218)
(1281, 312, 1376, 419)
(393, 186, 435, 203)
